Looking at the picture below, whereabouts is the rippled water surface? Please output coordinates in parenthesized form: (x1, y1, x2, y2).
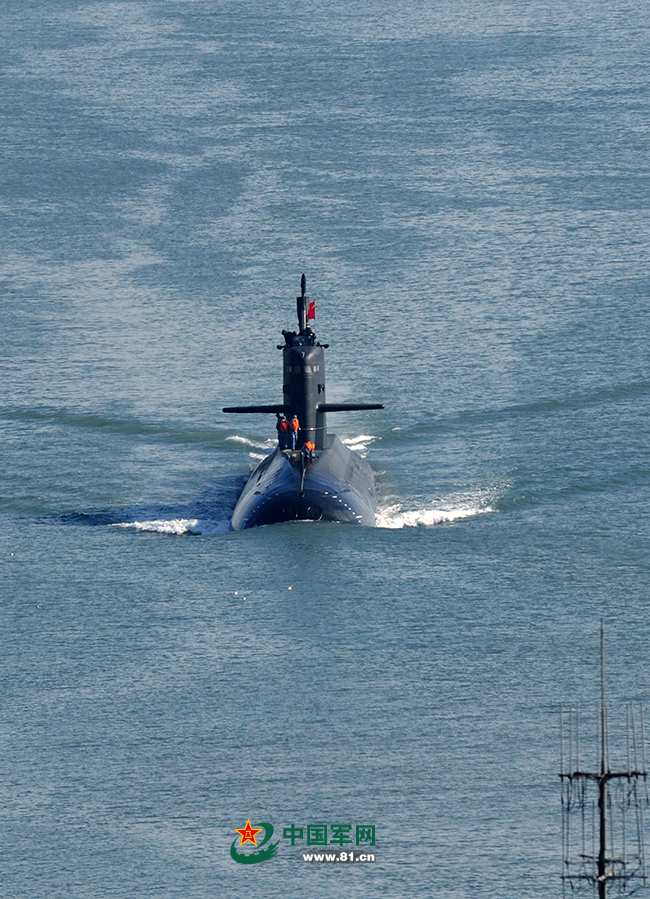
(2, 2, 649, 896)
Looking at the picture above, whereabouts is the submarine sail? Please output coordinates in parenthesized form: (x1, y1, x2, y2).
(223, 275, 384, 530)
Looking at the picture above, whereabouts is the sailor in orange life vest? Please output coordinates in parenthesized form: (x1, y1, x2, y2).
(276, 412, 289, 449)
(302, 440, 315, 463)
(289, 415, 299, 450)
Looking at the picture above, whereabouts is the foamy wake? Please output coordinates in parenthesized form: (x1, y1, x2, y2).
(113, 518, 231, 535)
(375, 503, 493, 529)
(227, 435, 276, 451)
(341, 435, 376, 457)
(227, 434, 276, 465)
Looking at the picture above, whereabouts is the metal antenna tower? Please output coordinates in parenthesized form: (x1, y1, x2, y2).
(560, 622, 649, 898)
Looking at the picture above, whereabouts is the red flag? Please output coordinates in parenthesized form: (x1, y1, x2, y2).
(307, 300, 316, 320)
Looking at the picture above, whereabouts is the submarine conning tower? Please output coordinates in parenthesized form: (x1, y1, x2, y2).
(281, 274, 328, 450)
(222, 274, 384, 447)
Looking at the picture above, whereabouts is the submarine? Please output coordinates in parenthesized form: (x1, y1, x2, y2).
(223, 275, 384, 530)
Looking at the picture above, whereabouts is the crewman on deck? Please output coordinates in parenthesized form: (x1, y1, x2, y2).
(289, 415, 299, 449)
(276, 413, 289, 449)
(302, 440, 315, 463)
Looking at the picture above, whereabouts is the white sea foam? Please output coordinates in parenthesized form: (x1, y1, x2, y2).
(226, 435, 275, 451)
(375, 503, 493, 529)
(341, 434, 377, 457)
(113, 518, 231, 535)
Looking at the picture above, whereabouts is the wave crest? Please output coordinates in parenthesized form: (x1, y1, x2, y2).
(341, 434, 376, 457)
(113, 518, 231, 535)
(375, 503, 492, 529)
(226, 435, 275, 451)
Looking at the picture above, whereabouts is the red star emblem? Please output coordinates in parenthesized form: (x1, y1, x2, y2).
(235, 819, 262, 846)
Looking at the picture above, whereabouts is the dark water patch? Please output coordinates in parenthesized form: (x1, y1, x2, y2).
(400, 378, 650, 438)
(38, 477, 247, 535)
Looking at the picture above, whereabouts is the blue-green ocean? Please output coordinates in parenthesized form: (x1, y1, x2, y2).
(2, 2, 649, 896)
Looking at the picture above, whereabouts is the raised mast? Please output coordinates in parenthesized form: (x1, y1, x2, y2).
(297, 272, 308, 334)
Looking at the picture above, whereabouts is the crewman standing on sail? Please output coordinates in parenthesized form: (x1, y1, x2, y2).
(276, 413, 289, 449)
(289, 415, 299, 450)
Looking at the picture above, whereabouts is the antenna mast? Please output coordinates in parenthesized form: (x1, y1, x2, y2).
(560, 622, 648, 898)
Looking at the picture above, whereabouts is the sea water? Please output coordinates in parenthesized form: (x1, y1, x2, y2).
(1, 1, 649, 896)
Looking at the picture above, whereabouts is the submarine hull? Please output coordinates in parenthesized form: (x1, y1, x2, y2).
(231, 435, 377, 530)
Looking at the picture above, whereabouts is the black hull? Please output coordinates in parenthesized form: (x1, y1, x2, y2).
(231, 435, 377, 530)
